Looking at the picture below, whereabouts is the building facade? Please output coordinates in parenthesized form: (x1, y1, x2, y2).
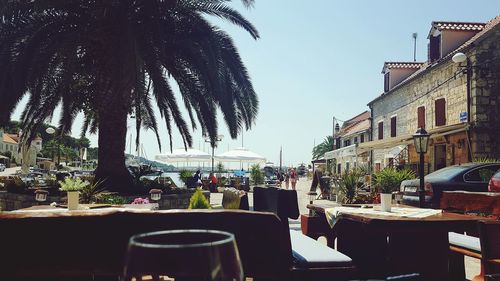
(360, 16, 500, 174)
(0, 129, 43, 167)
(325, 111, 371, 174)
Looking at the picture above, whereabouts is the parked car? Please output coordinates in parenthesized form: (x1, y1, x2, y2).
(488, 169, 500, 192)
(0, 163, 5, 172)
(401, 163, 500, 208)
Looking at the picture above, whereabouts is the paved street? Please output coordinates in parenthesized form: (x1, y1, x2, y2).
(0, 167, 20, 177)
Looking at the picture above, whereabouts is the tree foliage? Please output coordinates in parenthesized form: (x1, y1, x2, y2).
(312, 136, 334, 160)
(0, 0, 259, 190)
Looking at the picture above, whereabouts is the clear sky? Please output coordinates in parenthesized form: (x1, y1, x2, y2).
(12, 1, 500, 169)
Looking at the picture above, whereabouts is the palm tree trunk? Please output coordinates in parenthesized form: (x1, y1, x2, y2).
(95, 99, 134, 192)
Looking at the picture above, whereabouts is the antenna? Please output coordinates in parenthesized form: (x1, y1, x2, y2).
(412, 33, 418, 62)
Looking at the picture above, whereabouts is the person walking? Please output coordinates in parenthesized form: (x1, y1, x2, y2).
(284, 169, 290, 189)
(209, 172, 218, 192)
(290, 168, 298, 190)
(276, 170, 283, 187)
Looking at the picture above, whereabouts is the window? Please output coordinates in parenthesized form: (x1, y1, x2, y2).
(354, 137, 358, 144)
(360, 134, 365, 143)
(435, 98, 446, 126)
(464, 165, 500, 182)
(429, 35, 441, 62)
(417, 106, 426, 129)
(344, 140, 351, 147)
(378, 122, 384, 140)
(390, 116, 397, 137)
(375, 163, 381, 173)
(384, 72, 390, 92)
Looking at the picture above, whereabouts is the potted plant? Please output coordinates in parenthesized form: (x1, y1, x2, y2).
(59, 177, 90, 210)
(373, 168, 415, 212)
(338, 170, 363, 204)
(188, 188, 211, 209)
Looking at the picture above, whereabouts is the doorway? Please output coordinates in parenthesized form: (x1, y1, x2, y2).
(434, 144, 447, 171)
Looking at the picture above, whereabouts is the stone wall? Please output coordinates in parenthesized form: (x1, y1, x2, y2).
(469, 26, 500, 159)
(0, 190, 210, 211)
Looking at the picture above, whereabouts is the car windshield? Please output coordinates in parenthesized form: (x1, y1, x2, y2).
(425, 165, 469, 180)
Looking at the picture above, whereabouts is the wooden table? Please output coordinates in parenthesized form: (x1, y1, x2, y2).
(306, 202, 483, 280)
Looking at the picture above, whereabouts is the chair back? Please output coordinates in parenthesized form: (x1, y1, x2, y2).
(0, 210, 293, 280)
(479, 220, 500, 275)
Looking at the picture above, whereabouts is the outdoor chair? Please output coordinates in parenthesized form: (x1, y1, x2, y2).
(0, 209, 354, 281)
(479, 220, 500, 276)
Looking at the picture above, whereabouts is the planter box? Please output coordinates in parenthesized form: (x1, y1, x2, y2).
(0, 190, 210, 211)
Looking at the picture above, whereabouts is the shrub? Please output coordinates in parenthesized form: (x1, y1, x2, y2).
(250, 164, 264, 185)
(338, 170, 363, 204)
(79, 179, 107, 204)
(218, 177, 228, 188)
(188, 188, 211, 209)
(179, 170, 192, 186)
(3, 177, 29, 194)
(373, 168, 415, 194)
(97, 194, 128, 205)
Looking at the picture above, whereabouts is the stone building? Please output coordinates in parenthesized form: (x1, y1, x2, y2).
(324, 111, 371, 174)
(0, 129, 43, 167)
(359, 16, 500, 174)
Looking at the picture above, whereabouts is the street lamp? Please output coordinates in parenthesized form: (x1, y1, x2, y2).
(45, 127, 60, 167)
(307, 191, 317, 216)
(413, 128, 430, 208)
(452, 52, 471, 124)
(204, 134, 224, 173)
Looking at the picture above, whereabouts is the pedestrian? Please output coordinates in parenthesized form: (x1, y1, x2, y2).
(290, 168, 298, 190)
(190, 170, 201, 188)
(209, 172, 218, 192)
(284, 169, 290, 189)
(276, 170, 283, 187)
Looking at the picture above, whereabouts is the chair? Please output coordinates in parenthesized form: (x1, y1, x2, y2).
(479, 220, 500, 276)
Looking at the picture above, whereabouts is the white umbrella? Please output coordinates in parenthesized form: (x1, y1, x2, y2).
(155, 148, 211, 163)
(214, 147, 266, 164)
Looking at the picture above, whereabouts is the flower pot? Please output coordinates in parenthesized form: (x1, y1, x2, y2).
(67, 191, 79, 210)
(380, 193, 392, 212)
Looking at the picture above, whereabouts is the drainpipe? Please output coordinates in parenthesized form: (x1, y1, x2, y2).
(466, 58, 473, 162)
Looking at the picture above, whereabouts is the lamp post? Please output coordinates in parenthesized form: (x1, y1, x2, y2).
(204, 135, 224, 173)
(307, 191, 317, 216)
(45, 127, 59, 167)
(413, 128, 430, 208)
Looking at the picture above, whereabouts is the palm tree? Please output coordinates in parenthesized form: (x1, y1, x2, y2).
(312, 136, 334, 160)
(0, 0, 259, 192)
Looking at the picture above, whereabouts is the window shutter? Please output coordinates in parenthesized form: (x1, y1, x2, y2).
(429, 35, 441, 62)
(417, 106, 426, 129)
(435, 99, 446, 126)
(378, 122, 384, 140)
(390, 116, 397, 137)
(384, 73, 390, 92)
(360, 134, 365, 143)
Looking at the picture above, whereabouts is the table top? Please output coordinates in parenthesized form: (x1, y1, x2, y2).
(307, 202, 484, 224)
(0, 204, 159, 218)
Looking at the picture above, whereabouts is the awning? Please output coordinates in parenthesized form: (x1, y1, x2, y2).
(357, 123, 468, 152)
(324, 144, 357, 160)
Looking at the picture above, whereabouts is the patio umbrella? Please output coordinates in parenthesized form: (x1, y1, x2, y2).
(155, 148, 211, 163)
(214, 147, 266, 164)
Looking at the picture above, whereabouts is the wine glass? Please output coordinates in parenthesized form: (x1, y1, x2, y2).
(122, 229, 244, 281)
